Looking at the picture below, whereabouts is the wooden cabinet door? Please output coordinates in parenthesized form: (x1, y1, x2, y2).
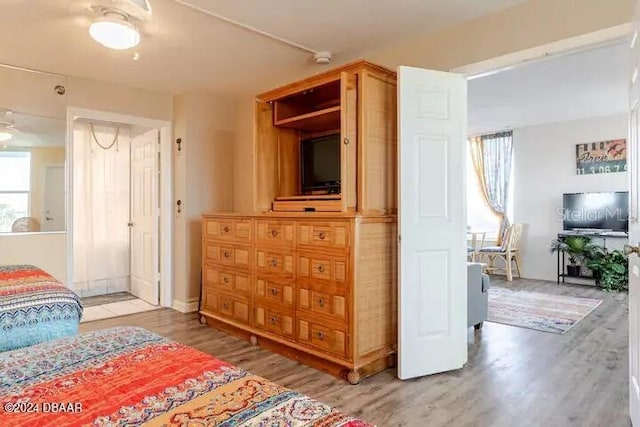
(341, 72, 358, 212)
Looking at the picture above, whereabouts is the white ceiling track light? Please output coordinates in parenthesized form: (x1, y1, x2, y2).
(69, 0, 153, 50)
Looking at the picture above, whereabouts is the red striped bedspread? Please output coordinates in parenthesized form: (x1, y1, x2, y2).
(0, 264, 82, 352)
(0, 326, 373, 426)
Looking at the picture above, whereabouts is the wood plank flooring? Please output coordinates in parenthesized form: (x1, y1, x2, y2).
(81, 277, 629, 427)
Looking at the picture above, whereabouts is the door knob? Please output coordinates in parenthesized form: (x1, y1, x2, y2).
(624, 244, 640, 255)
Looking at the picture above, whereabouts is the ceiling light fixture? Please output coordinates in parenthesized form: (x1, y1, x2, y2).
(89, 11, 140, 50)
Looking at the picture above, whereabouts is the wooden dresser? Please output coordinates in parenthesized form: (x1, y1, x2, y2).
(200, 213, 396, 383)
(200, 60, 398, 383)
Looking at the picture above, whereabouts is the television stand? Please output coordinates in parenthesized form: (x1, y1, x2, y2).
(556, 231, 628, 286)
(272, 194, 342, 212)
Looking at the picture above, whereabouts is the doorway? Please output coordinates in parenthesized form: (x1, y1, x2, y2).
(42, 165, 65, 231)
(65, 107, 173, 316)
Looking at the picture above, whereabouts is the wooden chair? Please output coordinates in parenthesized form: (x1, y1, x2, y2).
(11, 217, 41, 232)
(476, 223, 523, 281)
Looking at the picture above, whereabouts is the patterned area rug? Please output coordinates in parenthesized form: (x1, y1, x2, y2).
(488, 287, 603, 334)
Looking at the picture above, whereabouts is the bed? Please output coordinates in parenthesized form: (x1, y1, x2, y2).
(0, 264, 82, 352)
(0, 326, 372, 426)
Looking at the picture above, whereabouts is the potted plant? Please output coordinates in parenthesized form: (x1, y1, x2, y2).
(550, 236, 592, 277)
(585, 248, 628, 292)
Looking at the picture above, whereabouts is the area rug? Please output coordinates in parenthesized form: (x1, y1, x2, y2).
(487, 287, 603, 334)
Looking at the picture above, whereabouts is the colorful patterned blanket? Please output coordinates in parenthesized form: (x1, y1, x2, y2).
(0, 264, 82, 352)
(0, 326, 373, 426)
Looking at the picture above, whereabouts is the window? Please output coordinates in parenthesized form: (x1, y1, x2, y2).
(466, 142, 514, 238)
(0, 152, 30, 232)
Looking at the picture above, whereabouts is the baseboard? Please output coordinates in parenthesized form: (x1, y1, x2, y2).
(171, 298, 199, 313)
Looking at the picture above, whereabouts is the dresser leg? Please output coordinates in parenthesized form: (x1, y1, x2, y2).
(347, 370, 361, 385)
(250, 335, 258, 346)
(199, 315, 207, 325)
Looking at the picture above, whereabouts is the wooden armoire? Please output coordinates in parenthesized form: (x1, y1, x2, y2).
(200, 60, 398, 384)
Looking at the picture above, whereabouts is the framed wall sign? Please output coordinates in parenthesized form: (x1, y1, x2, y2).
(576, 139, 627, 175)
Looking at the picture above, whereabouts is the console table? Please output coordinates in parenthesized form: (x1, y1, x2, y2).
(556, 231, 628, 285)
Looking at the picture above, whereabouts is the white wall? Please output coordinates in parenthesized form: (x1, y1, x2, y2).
(0, 232, 66, 282)
(173, 92, 236, 310)
(513, 114, 628, 281)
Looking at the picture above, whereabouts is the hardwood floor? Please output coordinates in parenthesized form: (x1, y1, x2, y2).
(80, 277, 629, 426)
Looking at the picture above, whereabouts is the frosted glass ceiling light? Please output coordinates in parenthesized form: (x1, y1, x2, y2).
(89, 13, 140, 50)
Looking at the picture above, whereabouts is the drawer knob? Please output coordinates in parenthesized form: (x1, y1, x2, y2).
(270, 287, 278, 296)
(223, 225, 230, 233)
(270, 229, 278, 237)
(223, 251, 231, 258)
(316, 331, 325, 340)
(318, 298, 325, 307)
(316, 264, 326, 273)
(270, 316, 278, 325)
(223, 302, 230, 309)
(223, 277, 230, 284)
(269, 258, 278, 267)
(318, 231, 326, 240)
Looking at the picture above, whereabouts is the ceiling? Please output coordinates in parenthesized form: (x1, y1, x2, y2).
(0, 0, 527, 95)
(1, 112, 66, 148)
(468, 41, 630, 135)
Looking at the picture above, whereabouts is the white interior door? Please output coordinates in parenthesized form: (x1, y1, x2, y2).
(629, 5, 640, 423)
(130, 129, 159, 305)
(42, 165, 65, 231)
(397, 66, 467, 379)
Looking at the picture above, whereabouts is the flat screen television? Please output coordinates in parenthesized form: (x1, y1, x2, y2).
(300, 133, 340, 194)
(562, 191, 629, 232)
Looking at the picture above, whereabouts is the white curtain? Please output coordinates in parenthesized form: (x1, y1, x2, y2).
(73, 123, 130, 297)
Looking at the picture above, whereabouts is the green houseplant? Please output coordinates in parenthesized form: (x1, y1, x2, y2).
(585, 248, 628, 292)
(549, 236, 592, 277)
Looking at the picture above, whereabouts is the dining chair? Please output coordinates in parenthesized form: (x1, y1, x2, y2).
(11, 217, 41, 232)
(467, 230, 488, 262)
(476, 223, 523, 281)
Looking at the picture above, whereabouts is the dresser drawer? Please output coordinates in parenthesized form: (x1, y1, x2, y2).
(204, 242, 251, 270)
(254, 304, 295, 339)
(204, 217, 252, 243)
(255, 248, 294, 277)
(297, 252, 348, 286)
(297, 221, 350, 252)
(202, 264, 251, 297)
(298, 288, 347, 321)
(255, 220, 295, 247)
(298, 317, 347, 358)
(255, 277, 294, 308)
(202, 291, 250, 325)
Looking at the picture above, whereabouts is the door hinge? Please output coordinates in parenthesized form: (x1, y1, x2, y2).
(128, 222, 134, 227)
